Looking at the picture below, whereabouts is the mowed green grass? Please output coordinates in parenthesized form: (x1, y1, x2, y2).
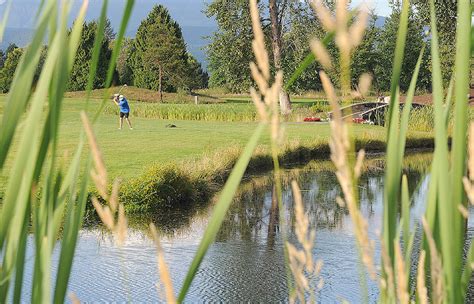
(0, 97, 391, 189)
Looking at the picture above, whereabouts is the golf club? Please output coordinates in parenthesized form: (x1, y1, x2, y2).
(118, 83, 128, 95)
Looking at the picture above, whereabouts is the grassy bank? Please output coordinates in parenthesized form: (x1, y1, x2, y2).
(1, 96, 435, 212)
(118, 134, 436, 213)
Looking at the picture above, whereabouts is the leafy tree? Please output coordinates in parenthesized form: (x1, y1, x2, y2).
(351, 13, 379, 90)
(281, 0, 329, 93)
(68, 20, 113, 91)
(205, 0, 255, 93)
(374, 3, 430, 93)
(412, 0, 458, 85)
(0, 47, 23, 93)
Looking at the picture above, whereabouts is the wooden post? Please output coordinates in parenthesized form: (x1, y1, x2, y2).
(195, 95, 198, 105)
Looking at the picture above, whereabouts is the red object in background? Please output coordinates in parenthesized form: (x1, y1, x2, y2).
(304, 117, 321, 122)
(352, 117, 365, 124)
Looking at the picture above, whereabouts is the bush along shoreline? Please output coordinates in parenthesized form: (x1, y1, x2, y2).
(115, 135, 438, 213)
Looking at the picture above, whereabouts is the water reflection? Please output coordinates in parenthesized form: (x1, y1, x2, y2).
(20, 152, 447, 302)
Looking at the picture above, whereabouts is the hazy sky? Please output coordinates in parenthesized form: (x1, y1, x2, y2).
(351, 0, 392, 17)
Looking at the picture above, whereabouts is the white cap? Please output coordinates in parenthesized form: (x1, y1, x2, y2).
(119, 95, 124, 100)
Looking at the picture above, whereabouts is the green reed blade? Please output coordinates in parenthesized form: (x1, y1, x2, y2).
(0, 0, 12, 43)
(0, 19, 61, 298)
(428, 0, 457, 301)
(12, 203, 30, 304)
(398, 46, 425, 158)
(444, 77, 454, 127)
(0, 0, 54, 168)
(451, 0, 472, 301)
(383, 88, 400, 264)
(401, 175, 410, 253)
(54, 152, 91, 304)
(386, 0, 410, 131)
(178, 123, 266, 302)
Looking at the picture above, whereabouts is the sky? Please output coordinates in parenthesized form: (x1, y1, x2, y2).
(351, 0, 392, 17)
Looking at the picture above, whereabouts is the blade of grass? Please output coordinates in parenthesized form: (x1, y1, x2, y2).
(401, 175, 410, 255)
(386, 0, 410, 131)
(54, 151, 91, 304)
(0, 0, 12, 43)
(428, 0, 456, 302)
(450, 2, 472, 297)
(178, 123, 266, 302)
(0, 0, 54, 168)
(12, 203, 30, 304)
(398, 46, 425, 157)
(0, 24, 61, 299)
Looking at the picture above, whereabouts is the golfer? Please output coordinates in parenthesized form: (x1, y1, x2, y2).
(113, 94, 133, 130)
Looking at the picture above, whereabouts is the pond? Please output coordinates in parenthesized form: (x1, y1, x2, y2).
(17, 153, 474, 302)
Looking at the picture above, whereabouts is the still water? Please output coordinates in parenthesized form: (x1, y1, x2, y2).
(19, 154, 474, 302)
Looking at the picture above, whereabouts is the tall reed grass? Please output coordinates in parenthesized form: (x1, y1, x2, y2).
(0, 0, 134, 302)
(1, 0, 472, 303)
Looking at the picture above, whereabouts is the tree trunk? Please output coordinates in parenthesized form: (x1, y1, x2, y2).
(269, 0, 291, 115)
(158, 64, 163, 103)
(267, 185, 279, 248)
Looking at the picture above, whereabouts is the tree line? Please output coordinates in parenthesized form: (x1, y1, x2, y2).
(206, 0, 458, 95)
(0, 1, 457, 98)
(0, 5, 208, 97)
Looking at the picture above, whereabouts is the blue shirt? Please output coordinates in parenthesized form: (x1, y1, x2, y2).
(119, 98, 130, 113)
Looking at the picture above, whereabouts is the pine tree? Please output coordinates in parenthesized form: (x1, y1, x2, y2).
(68, 20, 113, 91)
(131, 5, 206, 100)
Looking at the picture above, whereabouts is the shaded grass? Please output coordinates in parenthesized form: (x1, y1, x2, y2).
(118, 133, 436, 213)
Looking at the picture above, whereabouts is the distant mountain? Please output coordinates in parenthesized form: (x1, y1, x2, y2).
(0, 0, 215, 68)
(0, 1, 387, 70)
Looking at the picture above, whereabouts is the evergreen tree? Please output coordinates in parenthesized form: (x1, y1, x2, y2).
(68, 20, 113, 91)
(116, 37, 134, 85)
(131, 5, 206, 99)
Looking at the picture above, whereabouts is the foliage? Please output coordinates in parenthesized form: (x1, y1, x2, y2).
(130, 5, 207, 92)
(205, 0, 255, 92)
(0, 0, 134, 302)
(412, 0, 458, 85)
(116, 37, 134, 85)
(0, 47, 23, 93)
(68, 20, 113, 91)
(351, 13, 379, 89)
(374, 3, 430, 92)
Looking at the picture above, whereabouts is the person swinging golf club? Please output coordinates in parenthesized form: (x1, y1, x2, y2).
(113, 93, 133, 130)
